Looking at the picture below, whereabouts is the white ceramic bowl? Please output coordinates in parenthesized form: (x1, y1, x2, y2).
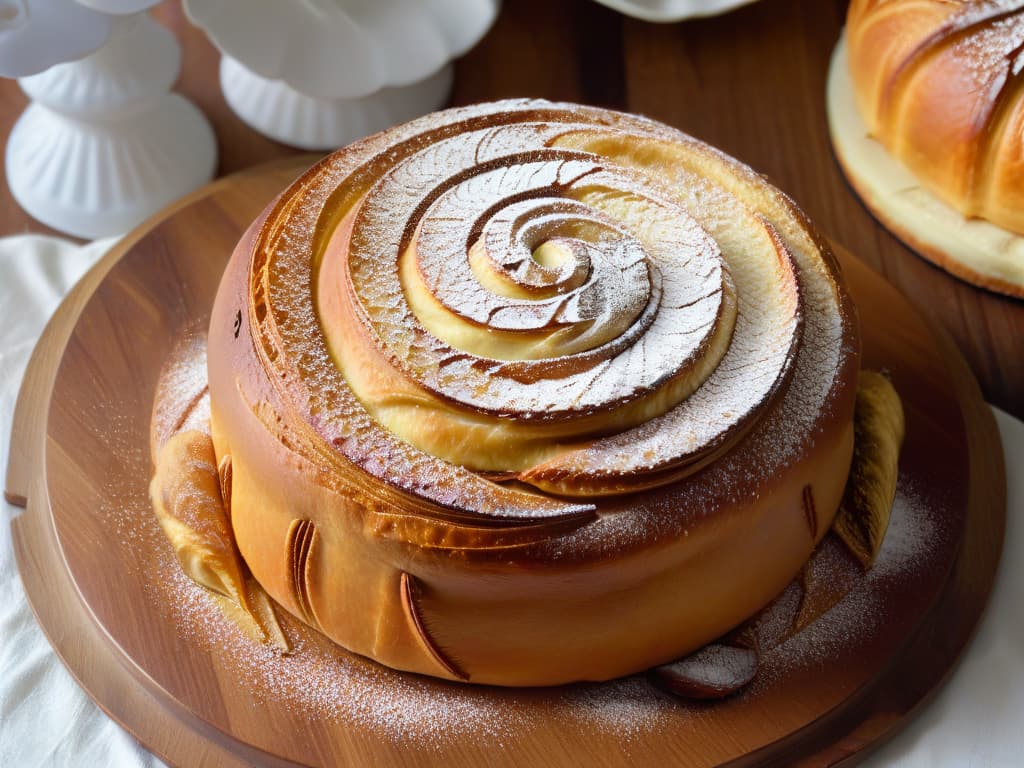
(591, 0, 758, 22)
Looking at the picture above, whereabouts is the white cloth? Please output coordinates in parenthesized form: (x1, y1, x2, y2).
(0, 235, 164, 768)
(0, 234, 1020, 766)
(866, 405, 1023, 767)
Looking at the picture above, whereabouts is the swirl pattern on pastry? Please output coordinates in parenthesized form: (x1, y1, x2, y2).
(261, 109, 808, 501)
(207, 101, 860, 686)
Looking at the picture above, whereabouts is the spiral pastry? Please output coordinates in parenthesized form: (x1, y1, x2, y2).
(207, 101, 860, 686)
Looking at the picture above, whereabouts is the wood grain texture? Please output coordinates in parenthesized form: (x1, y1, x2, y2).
(8, 161, 315, 768)
(9, 161, 1004, 767)
(7, 0, 1016, 417)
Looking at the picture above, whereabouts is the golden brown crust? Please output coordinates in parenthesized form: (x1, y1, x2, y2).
(149, 430, 246, 604)
(206, 100, 861, 686)
(829, 32, 1024, 298)
(831, 111, 1024, 297)
(151, 351, 291, 654)
(847, 0, 1024, 235)
(400, 573, 469, 681)
(834, 371, 906, 568)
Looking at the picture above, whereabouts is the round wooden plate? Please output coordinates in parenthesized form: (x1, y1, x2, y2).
(11, 160, 1005, 767)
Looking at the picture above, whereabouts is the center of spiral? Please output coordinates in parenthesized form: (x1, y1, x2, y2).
(531, 239, 572, 270)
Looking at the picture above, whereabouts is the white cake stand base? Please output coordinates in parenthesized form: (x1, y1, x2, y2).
(220, 55, 454, 151)
(5, 13, 216, 240)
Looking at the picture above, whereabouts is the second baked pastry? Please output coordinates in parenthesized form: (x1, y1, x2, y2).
(829, 0, 1024, 297)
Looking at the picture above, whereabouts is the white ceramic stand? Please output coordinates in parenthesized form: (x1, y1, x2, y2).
(220, 55, 453, 151)
(185, 0, 498, 150)
(6, 12, 217, 239)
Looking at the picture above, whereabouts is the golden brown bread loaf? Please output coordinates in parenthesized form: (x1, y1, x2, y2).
(846, 0, 1024, 235)
(206, 100, 860, 686)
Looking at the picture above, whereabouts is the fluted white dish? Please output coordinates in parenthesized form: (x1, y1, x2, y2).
(184, 0, 498, 100)
(7, 93, 215, 239)
(184, 0, 498, 149)
(18, 9, 178, 117)
(220, 55, 453, 151)
(591, 0, 758, 22)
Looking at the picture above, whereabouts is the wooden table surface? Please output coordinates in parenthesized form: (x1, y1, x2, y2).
(1, 0, 1020, 419)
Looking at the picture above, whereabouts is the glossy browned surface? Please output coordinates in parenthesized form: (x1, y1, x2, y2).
(3, 0, 1017, 417)
(9, 159, 1001, 767)
(845, 0, 1024, 241)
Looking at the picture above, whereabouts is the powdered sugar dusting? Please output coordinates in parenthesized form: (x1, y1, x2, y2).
(151, 554, 676, 747)
(958, 16, 1024, 79)
(151, 328, 210, 456)
(557, 676, 676, 738)
(246, 101, 854, 520)
(129, 471, 949, 750)
(759, 477, 948, 681)
(349, 136, 728, 419)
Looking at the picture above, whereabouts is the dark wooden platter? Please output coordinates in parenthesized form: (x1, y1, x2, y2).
(5, 154, 1005, 766)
